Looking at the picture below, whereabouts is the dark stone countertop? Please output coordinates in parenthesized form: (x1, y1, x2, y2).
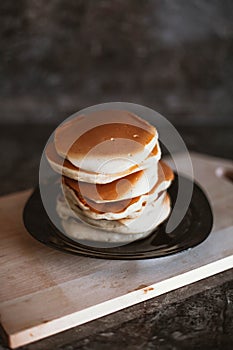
(1, 1, 233, 126)
(0, 124, 233, 350)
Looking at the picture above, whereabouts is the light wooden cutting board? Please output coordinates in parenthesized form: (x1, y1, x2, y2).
(0, 152, 233, 349)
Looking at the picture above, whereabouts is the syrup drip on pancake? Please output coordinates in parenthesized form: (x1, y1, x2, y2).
(63, 161, 174, 214)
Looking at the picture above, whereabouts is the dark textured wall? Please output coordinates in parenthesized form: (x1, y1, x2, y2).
(0, 0, 233, 125)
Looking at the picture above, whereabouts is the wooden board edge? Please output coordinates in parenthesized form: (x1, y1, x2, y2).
(8, 255, 233, 349)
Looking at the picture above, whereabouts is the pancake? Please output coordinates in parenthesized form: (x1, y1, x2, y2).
(61, 161, 174, 220)
(46, 109, 174, 242)
(61, 217, 156, 243)
(54, 110, 158, 173)
(57, 192, 171, 238)
(45, 141, 161, 184)
(63, 164, 159, 204)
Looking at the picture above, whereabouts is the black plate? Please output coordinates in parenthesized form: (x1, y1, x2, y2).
(23, 174, 213, 260)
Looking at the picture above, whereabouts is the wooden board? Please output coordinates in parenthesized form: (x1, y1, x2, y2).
(0, 152, 233, 349)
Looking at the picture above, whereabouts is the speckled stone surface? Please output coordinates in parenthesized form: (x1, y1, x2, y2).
(0, 0, 233, 125)
(0, 124, 232, 349)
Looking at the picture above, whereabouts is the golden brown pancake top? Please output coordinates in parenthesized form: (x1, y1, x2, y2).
(54, 110, 156, 160)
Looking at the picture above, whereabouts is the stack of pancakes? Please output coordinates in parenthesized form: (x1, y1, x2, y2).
(45, 110, 174, 243)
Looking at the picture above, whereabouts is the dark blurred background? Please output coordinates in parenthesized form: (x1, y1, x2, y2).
(0, 0, 233, 194)
(1, 0, 233, 125)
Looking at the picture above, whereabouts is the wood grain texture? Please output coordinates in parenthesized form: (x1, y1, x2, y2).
(0, 152, 233, 348)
